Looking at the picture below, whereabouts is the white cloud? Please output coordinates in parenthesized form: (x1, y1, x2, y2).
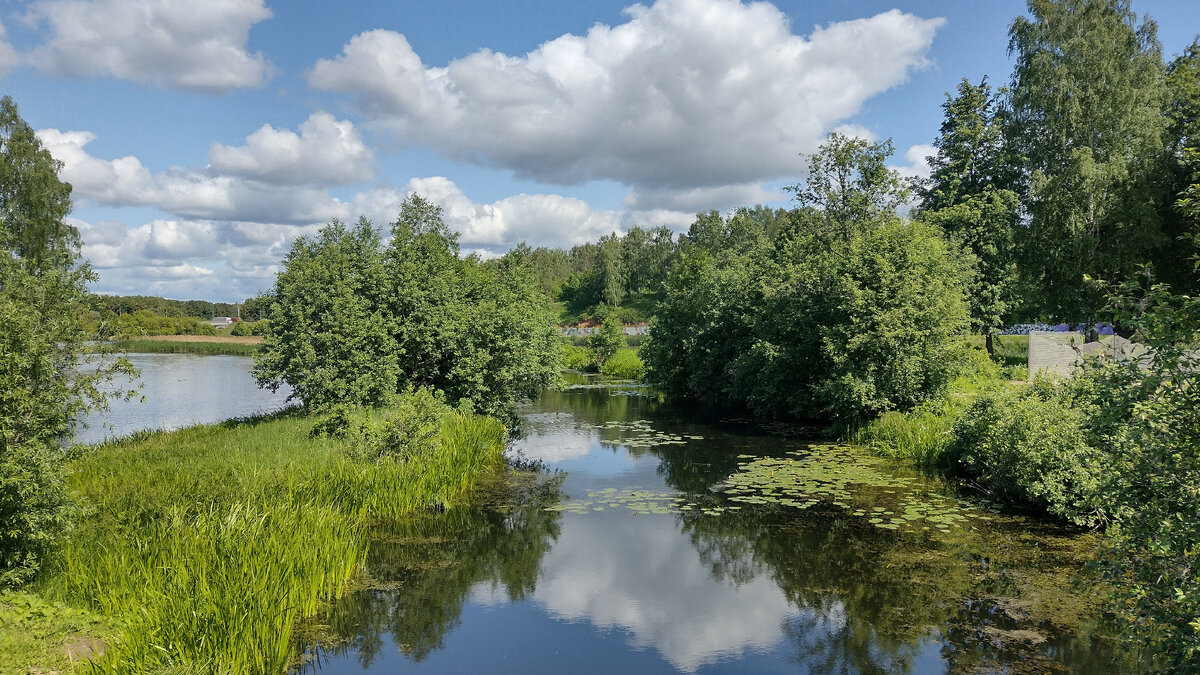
(77, 216, 317, 300)
(895, 143, 935, 181)
(25, 0, 273, 92)
(0, 21, 18, 76)
(208, 112, 376, 186)
(514, 512, 800, 672)
(309, 0, 944, 192)
(38, 126, 352, 225)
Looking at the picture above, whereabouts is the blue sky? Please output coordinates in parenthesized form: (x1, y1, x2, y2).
(1, 0, 1196, 302)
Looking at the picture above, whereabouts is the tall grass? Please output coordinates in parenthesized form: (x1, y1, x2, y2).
(35, 405, 505, 673)
(113, 339, 259, 356)
(599, 348, 646, 379)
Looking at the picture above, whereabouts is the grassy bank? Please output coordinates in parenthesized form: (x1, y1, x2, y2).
(4, 405, 505, 673)
(113, 334, 264, 356)
(851, 335, 1029, 470)
(560, 341, 647, 379)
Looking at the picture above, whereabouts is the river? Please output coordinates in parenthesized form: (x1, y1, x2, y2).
(80, 356, 1125, 672)
(298, 372, 1128, 674)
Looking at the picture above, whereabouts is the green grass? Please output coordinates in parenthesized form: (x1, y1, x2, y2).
(599, 348, 646, 380)
(853, 336, 1025, 469)
(7, 406, 505, 674)
(113, 339, 260, 356)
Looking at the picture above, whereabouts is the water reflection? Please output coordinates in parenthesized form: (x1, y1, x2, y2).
(304, 375, 1137, 674)
(75, 353, 292, 444)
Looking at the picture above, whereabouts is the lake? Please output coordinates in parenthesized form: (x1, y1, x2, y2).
(297, 372, 1130, 674)
(73, 352, 293, 445)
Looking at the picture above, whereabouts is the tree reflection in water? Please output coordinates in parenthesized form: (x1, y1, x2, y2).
(300, 377, 1141, 673)
(298, 472, 564, 669)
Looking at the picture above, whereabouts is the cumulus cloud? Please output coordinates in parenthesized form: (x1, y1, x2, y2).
(24, 0, 273, 92)
(514, 513, 799, 672)
(38, 124, 355, 225)
(77, 215, 317, 299)
(309, 0, 944, 192)
(894, 143, 935, 181)
(0, 21, 18, 76)
(208, 112, 376, 186)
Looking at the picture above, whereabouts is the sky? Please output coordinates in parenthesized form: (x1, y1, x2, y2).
(1, 0, 1197, 303)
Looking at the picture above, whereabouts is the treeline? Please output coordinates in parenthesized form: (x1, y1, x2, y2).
(89, 294, 270, 322)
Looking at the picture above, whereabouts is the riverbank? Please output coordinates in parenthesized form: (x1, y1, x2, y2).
(2, 402, 506, 673)
(112, 334, 264, 356)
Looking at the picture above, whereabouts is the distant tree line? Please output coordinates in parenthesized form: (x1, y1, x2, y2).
(89, 294, 271, 322)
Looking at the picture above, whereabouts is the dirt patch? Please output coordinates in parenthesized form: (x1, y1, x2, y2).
(126, 334, 263, 345)
(65, 636, 106, 663)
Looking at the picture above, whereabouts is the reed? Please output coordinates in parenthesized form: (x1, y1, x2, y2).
(35, 402, 506, 673)
(113, 339, 259, 356)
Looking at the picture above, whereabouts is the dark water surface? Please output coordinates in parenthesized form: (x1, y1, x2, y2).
(301, 374, 1131, 674)
(74, 352, 293, 445)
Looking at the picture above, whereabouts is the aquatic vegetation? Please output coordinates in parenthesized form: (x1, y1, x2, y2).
(720, 444, 989, 533)
(599, 348, 646, 379)
(580, 419, 704, 448)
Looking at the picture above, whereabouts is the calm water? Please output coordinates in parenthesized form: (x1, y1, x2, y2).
(301, 374, 1131, 674)
(74, 352, 293, 445)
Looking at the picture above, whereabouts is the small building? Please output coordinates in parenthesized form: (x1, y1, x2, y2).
(209, 317, 234, 329)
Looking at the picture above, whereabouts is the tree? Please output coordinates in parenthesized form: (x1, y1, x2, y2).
(647, 136, 968, 424)
(254, 218, 398, 410)
(255, 196, 560, 421)
(1007, 0, 1168, 320)
(1, 96, 133, 586)
(919, 78, 1021, 353)
(589, 313, 624, 367)
(791, 133, 908, 243)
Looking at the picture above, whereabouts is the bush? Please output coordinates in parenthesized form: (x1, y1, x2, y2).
(560, 343, 594, 370)
(229, 320, 252, 336)
(590, 313, 624, 366)
(311, 388, 454, 464)
(946, 383, 1106, 526)
(0, 445, 73, 587)
(599, 348, 646, 379)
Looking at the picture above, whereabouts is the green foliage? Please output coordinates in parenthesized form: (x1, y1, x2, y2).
(947, 382, 1106, 526)
(111, 338, 258, 356)
(113, 309, 218, 337)
(1070, 276, 1200, 667)
(589, 313, 624, 366)
(259, 197, 561, 420)
(1007, 0, 1169, 319)
(918, 78, 1020, 344)
(254, 217, 398, 411)
(36, 404, 505, 672)
(342, 389, 455, 464)
(813, 220, 971, 422)
(599, 348, 646, 380)
(229, 319, 252, 336)
(791, 133, 909, 242)
(0, 96, 134, 588)
(560, 342, 594, 370)
(647, 138, 967, 425)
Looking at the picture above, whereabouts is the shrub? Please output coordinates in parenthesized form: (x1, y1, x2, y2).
(229, 320, 252, 336)
(311, 389, 454, 464)
(589, 313, 624, 366)
(599, 348, 646, 379)
(0, 444, 73, 587)
(560, 343, 594, 370)
(947, 384, 1106, 526)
